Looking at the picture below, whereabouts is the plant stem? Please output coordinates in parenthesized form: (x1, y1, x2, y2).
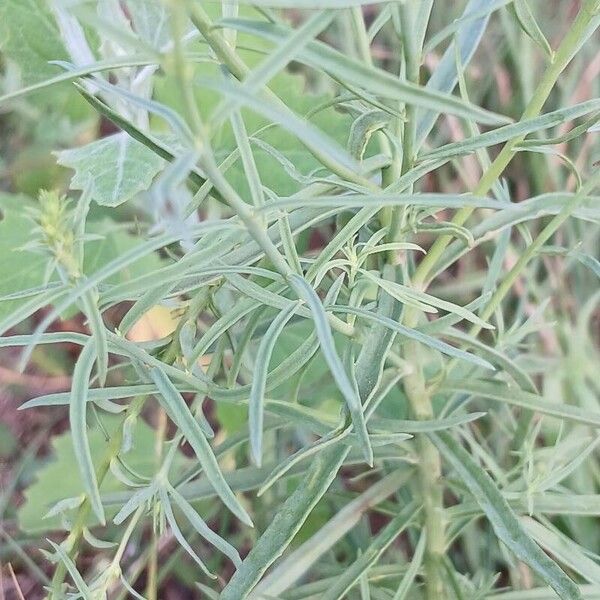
(411, 0, 600, 292)
(48, 398, 144, 598)
(146, 408, 168, 600)
(462, 170, 600, 346)
(186, 1, 377, 191)
(397, 6, 599, 597)
(388, 3, 446, 596)
(402, 356, 446, 598)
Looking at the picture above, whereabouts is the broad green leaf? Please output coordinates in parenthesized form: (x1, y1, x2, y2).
(0, 0, 67, 86)
(70, 339, 105, 525)
(57, 132, 165, 207)
(125, 0, 171, 49)
(0, 194, 51, 322)
(220, 445, 349, 600)
(431, 431, 582, 600)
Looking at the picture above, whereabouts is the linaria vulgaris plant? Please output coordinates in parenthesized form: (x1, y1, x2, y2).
(1, 0, 600, 598)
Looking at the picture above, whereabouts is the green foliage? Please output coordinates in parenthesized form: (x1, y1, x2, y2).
(19, 415, 191, 534)
(0, 0, 67, 85)
(57, 133, 165, 207)
(0, 194, 164, 321)
(1, 0, 599, 599)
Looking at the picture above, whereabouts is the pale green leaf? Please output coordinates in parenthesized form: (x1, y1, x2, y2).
(57, 132, 165, 207)
(220, 445, 349, 600)
(289, 274, 373, 465)
(431, 431, 582, 600)
(249, 301, 299, 465)
(149, 367, 253, 527)
(70, 339, 105, 525)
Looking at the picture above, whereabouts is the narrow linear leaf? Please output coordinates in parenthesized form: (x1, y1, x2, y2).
(370, 411, 486, 434)
(254, 470, 413, 597)
(80, 289, 108, 386)
(220, 445, 349, 600)
(289, 274, 373, 465)
(416, 0, 494, 147)
(158, 486, 215, 579)
(258, 427, 347, 496)
(393, 530, 426, 600)
(149, 368, 253, 527)
(510, 0, 553, 59)
(522, 517, 600, 584)
(47, 540, 92, 599)
(442, 379, 600, 427)
(168, 485, 242, 568)
(70, 339, 105, 525)
(230, 109, 265, 209)
(361, 271, 493, 329)
(321, 502, 420, 600)
(332, 305, 494, 370)
(421, 99, 600, 163)
(249, 301, 299, 466)
(430, 431, 582, 600)
(222, 18, 509, 125)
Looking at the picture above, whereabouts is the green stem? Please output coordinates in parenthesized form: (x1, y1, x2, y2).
(168, 0, 203, 139)
(387, 3, 447, 596)
(186, 1, 377, 191)
(48, 398, 144, 598)
(146, 408, 168, 600)
(402, 354, 446, 598)
(398, 6, 599, 595)
(464, 171, 600, 344)
(411, 0, 600, 292)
